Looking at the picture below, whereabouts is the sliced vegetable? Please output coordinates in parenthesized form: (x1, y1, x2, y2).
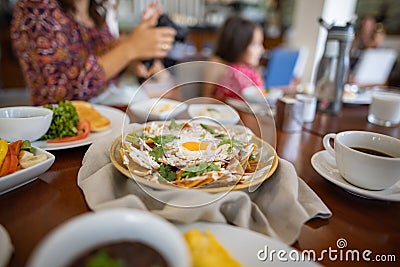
(20, 140, 33, 153)
(47, 120, 91, 143)
(0, 140, 22, 177)
(0, 140, 8, 169)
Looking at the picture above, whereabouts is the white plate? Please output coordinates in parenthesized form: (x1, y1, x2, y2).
(129, 98, 187, 121)
(187, 103, 240, 125)
(32, 105, 128, 150)
(342, 86, 372, 104)
(242, 86, 284, 106)
(27, 209, 190, 267)
(177, 222, 320, 266)
(311, 150, 400, 201)
(0, 146, 55, 195)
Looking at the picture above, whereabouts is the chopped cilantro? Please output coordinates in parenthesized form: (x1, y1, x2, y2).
(181, 162, 220, 178)
(168, 118, 181, 130)
(152, 134, 178, 145)
(149, 146, 165, 161)
(159, 163, 177, 181)
(218, 137, 243, 153)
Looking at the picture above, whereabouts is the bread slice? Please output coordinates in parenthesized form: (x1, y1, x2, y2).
(71, 101, 111, 132)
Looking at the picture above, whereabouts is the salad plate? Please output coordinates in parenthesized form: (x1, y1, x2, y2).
(110, 121, 278, 193)
(32, 105, 129, 150)
(311, 150, 400, 201)
(177, 222, 320, 266)
(0, 146, 55, 195)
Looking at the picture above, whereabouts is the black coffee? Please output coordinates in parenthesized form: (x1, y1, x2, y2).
(350, 147, 395, 158)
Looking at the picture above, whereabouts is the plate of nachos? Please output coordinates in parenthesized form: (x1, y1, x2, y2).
(110, 120, 278, 193)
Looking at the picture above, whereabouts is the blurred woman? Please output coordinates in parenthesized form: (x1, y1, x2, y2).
(10, 0, 176, 105)
(350, 15, 386, 70)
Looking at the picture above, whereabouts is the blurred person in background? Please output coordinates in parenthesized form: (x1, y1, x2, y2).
(350, 14, 386, 69)
(10, 0, 176, 105)
(203, 15, 265, 99)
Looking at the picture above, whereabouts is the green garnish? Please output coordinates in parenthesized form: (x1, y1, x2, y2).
(181, 162, 220, 178)
(200, 123, 215, 134)
(152, 134, 178, 145)
(218, 137, 243, 153)
(149, 146, 165, 161)
(159, 163, 177, 181)
(85, 250, 124, 267)
(168, 118, 181, 130)
(41, 101, 79, 140)
(127, 133, 150, 144)
(207, 108, 219, 112)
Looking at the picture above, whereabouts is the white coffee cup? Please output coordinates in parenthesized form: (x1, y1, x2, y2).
(323, 131, 400, 190)
(367, 88, 400, 127)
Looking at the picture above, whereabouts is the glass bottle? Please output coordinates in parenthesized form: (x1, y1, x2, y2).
(314, 19, 354, 114)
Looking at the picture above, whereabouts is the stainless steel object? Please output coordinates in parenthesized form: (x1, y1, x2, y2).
(315, 18, 354, 114)
(276, 97, 304, 132)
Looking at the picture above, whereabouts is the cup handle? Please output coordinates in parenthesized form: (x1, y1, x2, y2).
(323, 133, 336, 158)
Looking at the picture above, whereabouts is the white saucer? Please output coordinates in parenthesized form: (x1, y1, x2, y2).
(311, 150, 400, 201)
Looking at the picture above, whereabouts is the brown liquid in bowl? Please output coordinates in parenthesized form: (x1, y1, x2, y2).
(66, 241, 169, 267)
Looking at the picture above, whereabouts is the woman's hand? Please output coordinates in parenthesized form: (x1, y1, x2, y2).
(128, 59, 167, 80)
(125, 2, 176, 60)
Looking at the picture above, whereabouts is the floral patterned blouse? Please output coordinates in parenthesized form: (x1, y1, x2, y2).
(215, 63, 265, 99)
(10, 0, 115, 105)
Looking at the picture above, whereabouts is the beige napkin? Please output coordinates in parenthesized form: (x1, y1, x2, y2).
(78, 127, 331, 245)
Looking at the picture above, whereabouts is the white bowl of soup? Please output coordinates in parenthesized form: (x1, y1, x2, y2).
(27, 208, 191, 267)
(0, 106, 53, 142)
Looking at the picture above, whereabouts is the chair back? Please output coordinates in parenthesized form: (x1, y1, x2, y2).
(264, 48, 300, 88)
(353, 48, 398, 86)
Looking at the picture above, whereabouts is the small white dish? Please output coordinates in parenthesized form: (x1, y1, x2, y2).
(242, 86, 284, 106)
(27, 208, 190, 267)
(177, 222, 320, 266)
(0, 146, 55, 195)
(342, 84, 372, 104)
(311, 150, 400, 201)
(129, 98, 187, 121)
(187, 103, 240, 125)
(0, 106, 53, 142)
(32, 105, 128, 150)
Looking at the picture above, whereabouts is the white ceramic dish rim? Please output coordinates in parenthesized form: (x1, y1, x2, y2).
(27, 208, 191, 267)
(0, 106, 53, 119)
(0, 146, 55, 195)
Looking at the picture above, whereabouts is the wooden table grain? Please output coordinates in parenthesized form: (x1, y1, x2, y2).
(0, 104, 399, 267)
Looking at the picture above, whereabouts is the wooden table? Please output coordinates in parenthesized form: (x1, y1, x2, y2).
(0, 104, 399, 267)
